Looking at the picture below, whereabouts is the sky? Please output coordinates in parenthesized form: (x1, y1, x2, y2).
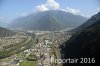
(0, 0, 100, 23)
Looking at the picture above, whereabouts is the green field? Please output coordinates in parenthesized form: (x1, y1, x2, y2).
(0, 58, 11, 62)
(19, 61, 37, 66)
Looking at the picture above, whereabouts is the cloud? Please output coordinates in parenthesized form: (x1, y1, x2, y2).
(65, 7, 81, 15)
(46, 0, 60, 10)
(96, 8, 100, 13)
(88, 8, 100, 18)
(36, 4, 49, 12)
(35, 0, 82, 16)
(35, 0, 90, 18)
(36, 0, 60, 12)
(61, 7, 90, 18)
(36, 0, 81, 16)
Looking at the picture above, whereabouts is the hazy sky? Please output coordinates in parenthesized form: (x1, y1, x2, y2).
(0, 0, 100, 22)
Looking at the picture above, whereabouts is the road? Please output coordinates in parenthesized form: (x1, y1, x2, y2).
(36, 31, 71, 66)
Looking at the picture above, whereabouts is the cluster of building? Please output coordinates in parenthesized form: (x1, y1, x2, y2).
(0, 32, 28, 50)
(36, 31, 71, 47)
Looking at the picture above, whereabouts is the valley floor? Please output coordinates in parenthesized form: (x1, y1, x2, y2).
(0, 31, 71, 66)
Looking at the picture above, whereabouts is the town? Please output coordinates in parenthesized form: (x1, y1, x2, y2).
(0, 31, 71, 66)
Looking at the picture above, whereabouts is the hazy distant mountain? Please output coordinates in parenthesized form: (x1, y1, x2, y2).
(61, 12, 100, 66)
(9, 10, 87, 31)
(0, 22, 8, 28)
(0, 27, 15, 37)
(71, 12, 100, 33)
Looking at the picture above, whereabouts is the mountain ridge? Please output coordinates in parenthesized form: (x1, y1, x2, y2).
(8, 10, 87, 31)
(0, 27, 15, 37)
(71, 12, 100, 33)
(61, 12, 100, 66)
